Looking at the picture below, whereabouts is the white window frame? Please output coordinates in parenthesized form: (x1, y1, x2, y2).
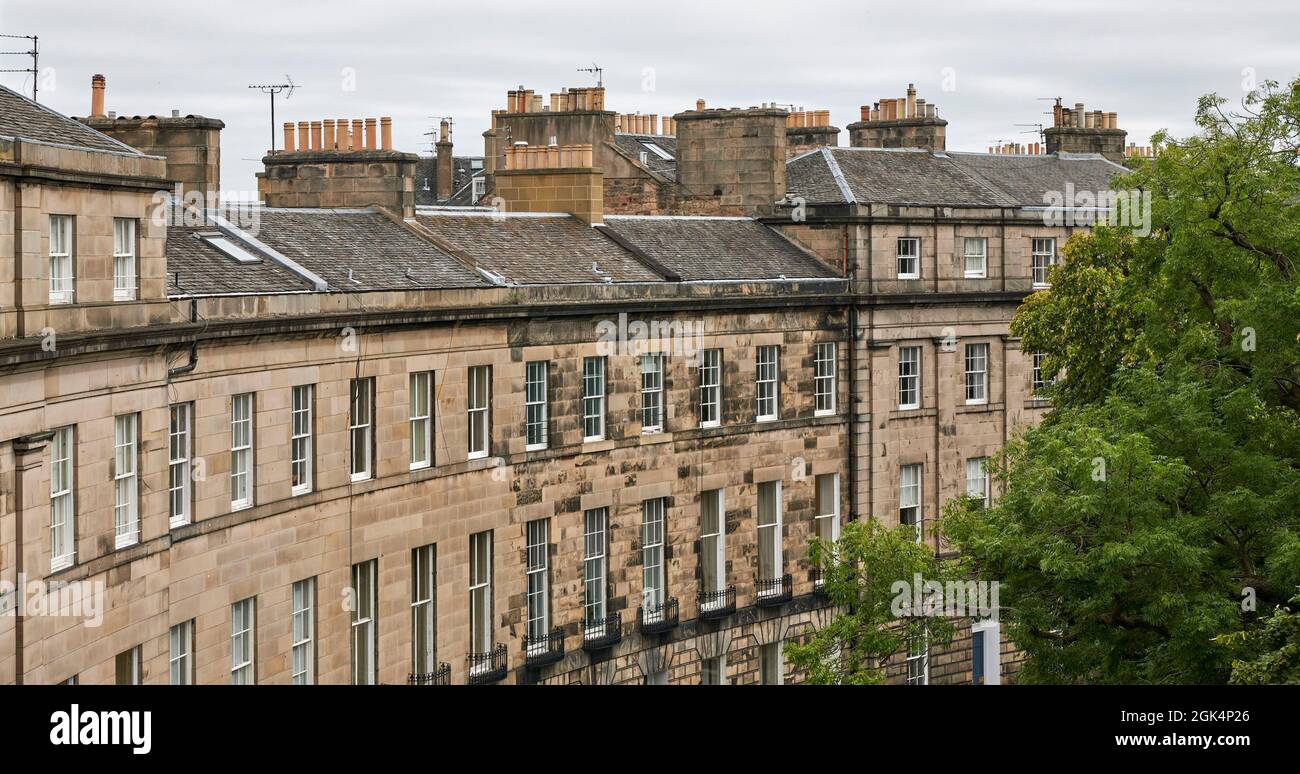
(966, 457, 989, 507)
(351, 559, 377, 685)
(755, 345, 779, 422)
(470, 176, 486, 201)
(700, 489, 726, 604)
(48, 214, 74, 304)
(699, 348, 721, 428)
(756, 480, 783, 590)
(896, 237, 920, 279)
(760, 641, 784, 685)
(965, 343, 989, 405)
(640, 354, 664, 434)
(525, 520, 550, 650)
(1031, 237, 1056, 288)
(582, 356, 606, 442)
(411, 546, 436, 675)
(113, 217, 137, 301)
(641, 498, 666, 620)
(231, 598, 255, 685)
(583, 508, 608, 633)
(292, 578, 316, 685)
(469, 531, 493, 658)
(113, 413, 139, 550)
(116, 646, 142, 685)
(898, 346, 921, 410)
(169, 620, 194, 685)
(50, 426, 76, 571)
(814, 473, 840, 549)
(1032, 351, 1053, 395)
(290, 385, 313, 495)
(906, 632, 930, 685)
(524, 361, 548, 451)
(468, 365, 491, 460)
(409, 372, 433, 469)
(349, 378, 374, 482)
(168, 403, 192, 527)
(814, 342, 836, 416)
(230, 393, 254, 511)
(971, 619, 1002, 685)
(900, 463, 922, 542)
(964, 236, 987, 279)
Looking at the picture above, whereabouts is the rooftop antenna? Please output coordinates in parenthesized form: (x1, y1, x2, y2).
(0, 33, 39, 101)
(423, 116, 454, 152)
(1015, 123, 1045, 144)
(577, 63, 603, 88)
(248, 76, 298, 153)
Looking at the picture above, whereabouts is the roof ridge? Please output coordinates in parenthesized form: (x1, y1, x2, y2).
(933, 153, 1020, 208)
(820, 146, 857, 204)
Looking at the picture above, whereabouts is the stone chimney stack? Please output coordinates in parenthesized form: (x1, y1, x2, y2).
(785, 108, 839, 158)
(847, 83, 947, 152)
(435, 119, 455, 201)
(494, 142, 602, 224)
(77, 74, 224, 196)
(1043, 98, 1127, 164)
(256, 115, 418, 218)
(673, 104, 788, 216)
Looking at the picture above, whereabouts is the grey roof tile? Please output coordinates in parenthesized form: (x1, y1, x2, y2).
(0, 84, 142, 154)
(601, 216, 840, 281)
(166, 225, 315, 295)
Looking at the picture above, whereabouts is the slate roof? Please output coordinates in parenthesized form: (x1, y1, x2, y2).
(601, 216, 840, 281)
(786, 146, 1125, 207)
(612, 133, 677, 178)
(250, 209, 489, 291)
(0, 84, 142, 154)
(165, 225, 315, 295)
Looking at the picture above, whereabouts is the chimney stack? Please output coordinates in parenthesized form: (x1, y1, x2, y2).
(674, 104, 787, 216)
(435, 118, 455, 201)
(90, 74, 106, 118)
(1043, 97, 1127, 163)
(848, 83, 947, 151)
(495, 142, 603, 224)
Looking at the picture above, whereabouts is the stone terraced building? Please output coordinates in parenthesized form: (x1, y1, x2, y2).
(0, 77, 1124, 685)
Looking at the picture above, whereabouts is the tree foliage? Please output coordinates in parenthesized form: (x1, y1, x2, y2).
(944, 79, 1300, 683)
(787, 520, 959, 685)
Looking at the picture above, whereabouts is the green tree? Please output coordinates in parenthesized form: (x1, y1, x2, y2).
(787, 520, 959, 685)
(1218, 592, 1300, 684)
(943, 79, 1300, 683)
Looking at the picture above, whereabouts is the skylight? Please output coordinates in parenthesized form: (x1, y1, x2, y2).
(640, 142, 674, 161)
(198, 233, 263, 264)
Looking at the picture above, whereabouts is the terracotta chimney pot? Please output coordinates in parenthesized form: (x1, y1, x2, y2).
(90, 74, 107, 118)
(283, 122, 295, 152)
(381, 117, 393, 150)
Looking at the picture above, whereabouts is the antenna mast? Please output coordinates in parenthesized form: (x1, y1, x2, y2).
(0, 33, 39, 101)
(577, 63, 603, 87)
(248, 76, 298, 153)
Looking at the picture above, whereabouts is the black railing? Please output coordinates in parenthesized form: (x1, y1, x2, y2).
(582, 611, 623, 651)
(407, 663, 451, 685)
(638, 597, 679, 635)
(811, 567, 828, 596)
(698, 585, 736, 620)
(755, 574, 793, 607)
(466, 644, 508, 685)
(523, 626, 565, 668)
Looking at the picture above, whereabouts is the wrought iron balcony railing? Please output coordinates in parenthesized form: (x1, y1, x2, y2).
(697, 585, 736, 620)
(582, 611, 623, 652)
(637, 597, 679, 635)
(407, 663, 451, 685)
(523, 626, 565, 668)
(466, 643, 508, 685)
(755, 574, 793, 607)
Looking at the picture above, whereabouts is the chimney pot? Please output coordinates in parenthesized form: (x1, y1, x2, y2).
(381, 116, 393, 150)
(324, 119, 336, 150)
(696, 99, 706, 111)
(297, 121, 309, 152)
(283, 122, 295, 152)
(310, 120, 322, 150)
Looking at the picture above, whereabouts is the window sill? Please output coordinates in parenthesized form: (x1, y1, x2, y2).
(113, 291, 137, 302)
(1031, 283, 1051, 290)
(698, 420, 720, 430)
(50, 556, 75, 573)
(755, 415, 778, 423)
(231, 500, 253, 512)
(956, 402, 1004, 415)
(897, 274, 920, 281)
(582, 438, 615, 453)
(524, 443, 548, 453)
(114, 535, 138, 551)
(169, 517, 190, 530)
(467, 451, 489, 461)
(964, 272, 987, 279)
(640, 432, 671, 446)
(47, 294, 73, 306)
(291, 484, 313, 496)
(814, 409, 836, 418)
(408, 462, 431, 472)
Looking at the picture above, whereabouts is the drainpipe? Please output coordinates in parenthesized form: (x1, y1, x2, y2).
(847, 304, 859, 520)
(167, 296, 199, 381)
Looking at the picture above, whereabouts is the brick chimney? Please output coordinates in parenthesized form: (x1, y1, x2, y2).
(494, 142, 602, 224)
(785, 108, 839, 158)
(256, 116, 417, 217)
(1043, 99, 1127, 164)
(435, 119, 455, 201)
(77, 74, 224, 196)
(847, 83, 947, 152)
(673, 104, 788, 216)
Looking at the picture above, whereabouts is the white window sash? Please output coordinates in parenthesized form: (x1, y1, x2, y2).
(231, 599, 255, 684)
(113, 218, 137, 301)
(410, 547, 435, 674)
(755, 346, 779, 421)
(48, 215, 74, 304)
(351, 560, 377, 685)
(964, 237, 987, 278)
(641, 354, 664, 434)
(525, 362, 548, 451)
(700, 489, 726, 601)
(699, 349, 721, 428)
(583, 509, 608, 629)
(290, 385, 313, 494)
(113, 414, 139, 549)
(468, 366, 490, 459)
(292, 579, 315, 685)
(525, 520, 549, 645)
(469, 531, 492, 655)
(349, 379, 373, 481)
(965, 344, 989, 405)
(50, 427, 76, 571)
(583, 357, 606, 441)
(897, 237, 920, 279)
(409, 372, 433, 469)
(756, 481, 783, 588)
(230, 394, 254, 510)
(814, 343, 836, 416)
(898, 346, 921, 410)
(1031, 238, 1057, 288)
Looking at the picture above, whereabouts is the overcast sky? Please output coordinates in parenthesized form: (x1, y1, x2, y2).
(3, 0, 1297, 194)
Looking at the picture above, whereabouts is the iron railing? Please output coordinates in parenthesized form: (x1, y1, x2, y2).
(637, 597, 679, 635)
(407, 663, 451, 685)
(466, 644, 508, 684)
(755, 574, 793, 607)
(698, 585, 736, 620)
(523, 626, 565, 668)
(582, 611, 623, 651)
